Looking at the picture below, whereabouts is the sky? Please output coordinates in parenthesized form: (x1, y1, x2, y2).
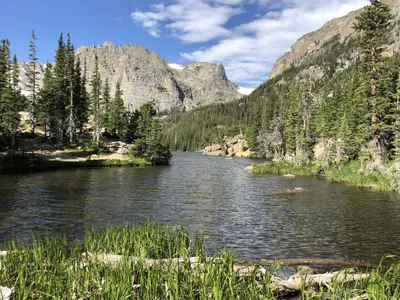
(0, 0, 369, 88)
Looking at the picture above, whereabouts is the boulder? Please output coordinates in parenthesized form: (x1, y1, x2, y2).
(244, 165, 253, 172)
(203, 144, 226, 156)
(283, 174, 296, 178)
(235, 149, 252, 158)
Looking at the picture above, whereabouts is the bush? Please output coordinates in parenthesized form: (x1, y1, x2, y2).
(125, 143, 172, 166)
(84, 141, 109, 154)
(0, 152, 43, 172)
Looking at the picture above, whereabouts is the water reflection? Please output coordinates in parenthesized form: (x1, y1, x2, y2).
(0, 152, 400, 263)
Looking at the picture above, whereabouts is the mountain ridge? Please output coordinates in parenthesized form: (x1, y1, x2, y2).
(19, 41, 251, 112)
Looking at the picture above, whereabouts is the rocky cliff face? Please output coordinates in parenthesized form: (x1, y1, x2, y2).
(17, 62, 45, 97)
(75, 41, 243, 112)
(18, 41, 246, 112)
(269, 0, 400, 79)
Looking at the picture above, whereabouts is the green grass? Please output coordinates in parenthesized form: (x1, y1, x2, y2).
(0, 223, 274, 299)
(325, 161, 390, 191)
(253, 161, 392, 191)
(0, 223, 399, 299)
(252, 162, 317, 177)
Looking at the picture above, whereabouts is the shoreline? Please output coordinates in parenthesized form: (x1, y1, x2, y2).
(0, 150, 152, 173)
(251, 161, 392, 192)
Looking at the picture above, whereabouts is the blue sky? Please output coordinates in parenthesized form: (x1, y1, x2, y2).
(0, 0, 368, 87)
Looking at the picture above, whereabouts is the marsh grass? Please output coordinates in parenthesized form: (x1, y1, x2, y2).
(1, 223, 399, 299)
(252, 162, 317, 177)
(253, 161, 392, 191)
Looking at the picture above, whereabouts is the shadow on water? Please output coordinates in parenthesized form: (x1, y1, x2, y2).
(1, 152, 400, 263)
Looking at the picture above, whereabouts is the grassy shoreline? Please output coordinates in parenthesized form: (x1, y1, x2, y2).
(0, 223, 399, 299)
(252, 161, 392, 192)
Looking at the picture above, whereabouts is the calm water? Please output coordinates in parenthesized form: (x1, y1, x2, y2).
(1, 152, 400, 263)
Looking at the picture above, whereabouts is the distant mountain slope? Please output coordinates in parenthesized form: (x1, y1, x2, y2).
(270, 0, 400, 79)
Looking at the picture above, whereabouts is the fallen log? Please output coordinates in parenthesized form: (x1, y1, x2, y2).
(82, 253, 221, 269)
(235, 258, 372, 268)
(282, 271, 370, 291)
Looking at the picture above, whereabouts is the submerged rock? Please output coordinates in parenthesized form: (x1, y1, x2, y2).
(244, 165, 253, 172)
(282, 187, 309, 194)
(283, 174, 296, 178)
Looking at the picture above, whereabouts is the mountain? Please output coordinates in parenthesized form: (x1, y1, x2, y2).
(17, 41, 249, 112)
(270, 0, 400, 79)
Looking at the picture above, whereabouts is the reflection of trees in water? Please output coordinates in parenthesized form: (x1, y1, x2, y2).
(0, 174, 20, 240)
(0, 169, 91, 241)
(83, 167, 167, 228)
(272, 183, 400, 263)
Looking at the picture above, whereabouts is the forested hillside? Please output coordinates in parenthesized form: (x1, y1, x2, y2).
(162, 0, 400, 171)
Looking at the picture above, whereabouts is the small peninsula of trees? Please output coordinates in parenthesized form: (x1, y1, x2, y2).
(0, 32, 171, 166)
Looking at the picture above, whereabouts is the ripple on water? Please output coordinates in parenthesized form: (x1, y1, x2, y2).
(1, 152, 400, 263)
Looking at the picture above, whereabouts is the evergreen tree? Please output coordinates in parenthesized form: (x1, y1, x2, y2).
(72, 57, 84, 139)
(131, 103, 171, 165)
(107, 82, 127, 135)
(27, 30, 39, 134)
(126, 109, 141, 142)
(65, 33, 77, 143)
(392, 67, 400, 159)
(76, 59, 88, 136)
(102, 78, 111, 134)
(37, 62, 55, 137)
(90, 54, 103, 144)
(0, 40, 25, 148)
(354, 0, 393, 165)
(51, 33, 69, 143)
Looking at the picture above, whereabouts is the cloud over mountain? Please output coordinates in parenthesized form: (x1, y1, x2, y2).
(132, 0, 369, 87)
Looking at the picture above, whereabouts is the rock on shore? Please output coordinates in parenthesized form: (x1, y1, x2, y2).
(203, 135, 253, 157)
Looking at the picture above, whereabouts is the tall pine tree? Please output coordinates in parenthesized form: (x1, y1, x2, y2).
(354, 0, 393, 165)
(90, 54, 103, 144)
(27, 30, 39, 134)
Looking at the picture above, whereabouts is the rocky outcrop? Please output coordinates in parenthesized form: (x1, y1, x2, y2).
(202, 144, 226, 156)
(17, 62, 45, 97)
(203, 135, 253, 157)
(269, 0, 400, 79)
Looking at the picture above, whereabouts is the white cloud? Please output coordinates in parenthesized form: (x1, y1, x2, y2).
(133, 0, 370, 87)
(131, 0, 243, 42)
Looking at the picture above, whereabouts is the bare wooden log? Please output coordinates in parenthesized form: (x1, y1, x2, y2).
(281, 271, 370, 291)
(235, 258, 372, 268)
(82, 252, 220, 268)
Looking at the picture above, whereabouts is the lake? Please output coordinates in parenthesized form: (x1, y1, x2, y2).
(1, 152, 399, 264)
